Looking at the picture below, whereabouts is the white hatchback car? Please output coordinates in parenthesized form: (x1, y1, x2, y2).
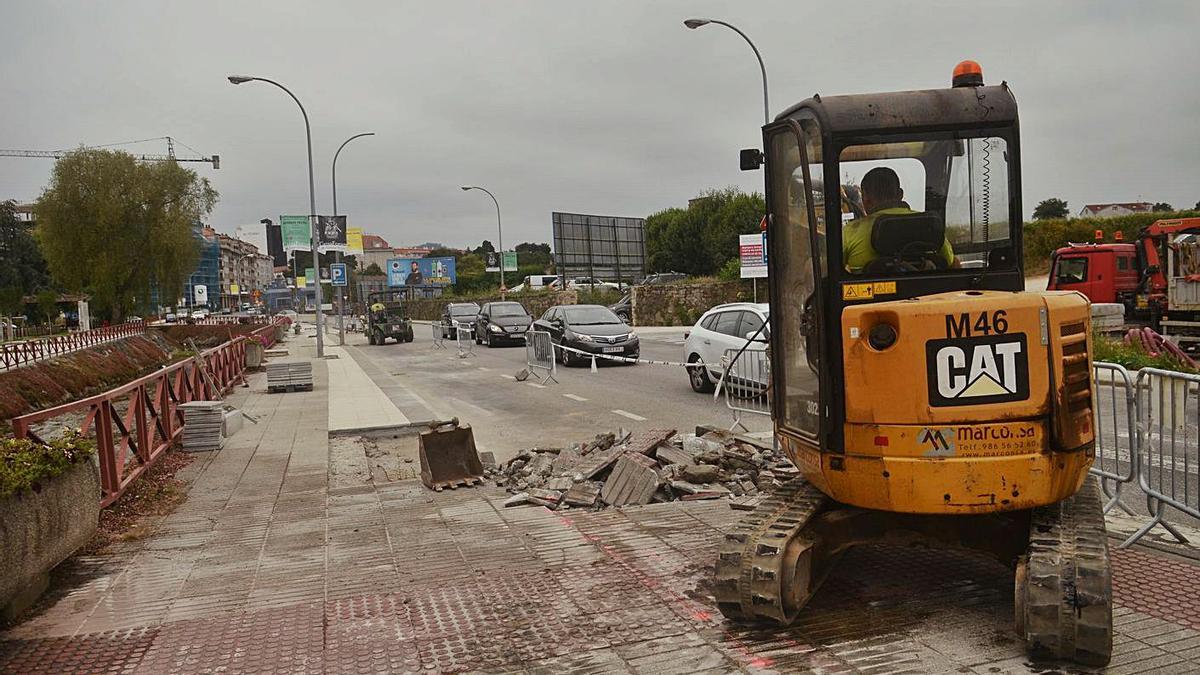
(682, 302, 769, 393)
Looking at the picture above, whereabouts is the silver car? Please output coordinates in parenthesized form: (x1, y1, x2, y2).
(682, 303, 769, 393)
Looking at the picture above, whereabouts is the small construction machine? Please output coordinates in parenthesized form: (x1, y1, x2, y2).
(718, 61, 1112, 665)
(366, 290, 415, 345)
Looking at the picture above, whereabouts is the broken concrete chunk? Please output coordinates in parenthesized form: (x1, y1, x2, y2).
(551, 446, 583, 474)
(562, 481, 602, 507)
(601, 453, 661, 507)
(681, 464, 720, 484)
(544, 476, 574, 491)
(523, 453, 554, 479)
(504, 492, 531, 507)
(478, 451, 497, 470)
(527, 488, 564, 508)
(730, 495, 765, 511)
(655, 443, 698, 467)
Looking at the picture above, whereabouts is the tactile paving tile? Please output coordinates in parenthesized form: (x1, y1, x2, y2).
(0, 627, 158, 674)
(1113, 546, 1200, 631)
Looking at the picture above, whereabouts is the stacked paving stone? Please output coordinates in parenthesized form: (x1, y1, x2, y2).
(178, 401, 226, 452)
(493, 428, 798, 510)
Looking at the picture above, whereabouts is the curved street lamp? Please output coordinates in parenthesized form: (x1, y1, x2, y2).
(331, 132, 375, 346)
(227, 74, 326, 357)
(460, 186, 506, 292)
(683, 18, 770, 124)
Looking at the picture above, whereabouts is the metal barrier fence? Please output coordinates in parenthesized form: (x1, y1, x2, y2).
(524, 330, 557, 383)
(431, 322, 446, 349)
(1091, 362, 1139, 516)
(0, 321, 146, 371)
(717, 348, 771, 431)
(8, 320, 284, 507)
(455, 323, 475, 359)
(1126, 367, 1199, 546)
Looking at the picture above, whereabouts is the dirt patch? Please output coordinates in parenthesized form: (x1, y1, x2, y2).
(0, 335, 178, 424)
(79, 448, 195, 555)
(329, 433, 421, 489)
(155, 324, 265, 349)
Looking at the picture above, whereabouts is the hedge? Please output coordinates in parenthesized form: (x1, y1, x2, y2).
(1023, 210, 1200, 273)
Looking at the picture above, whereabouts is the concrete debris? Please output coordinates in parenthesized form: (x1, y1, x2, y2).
(730, 495, 766, 511)
(490, 428, 796, 512)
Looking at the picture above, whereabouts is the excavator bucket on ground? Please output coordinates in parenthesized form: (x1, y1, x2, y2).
(419, 419, 485, 491)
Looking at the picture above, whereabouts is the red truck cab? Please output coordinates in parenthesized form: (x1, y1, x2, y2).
(1047, 242, 1139, 306)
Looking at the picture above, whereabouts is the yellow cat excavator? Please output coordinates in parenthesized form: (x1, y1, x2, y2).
(718, 61, 1112, 666)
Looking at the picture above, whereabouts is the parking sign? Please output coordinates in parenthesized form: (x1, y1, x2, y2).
(330, 263, 348, 287)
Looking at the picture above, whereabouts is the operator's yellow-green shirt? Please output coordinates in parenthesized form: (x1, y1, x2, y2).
(842, 207, 956, 273)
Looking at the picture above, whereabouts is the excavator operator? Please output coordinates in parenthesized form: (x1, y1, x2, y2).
(842, 167, 957, 273)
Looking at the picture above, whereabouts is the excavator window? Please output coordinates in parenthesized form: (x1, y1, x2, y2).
(836, 134, 1012, 275)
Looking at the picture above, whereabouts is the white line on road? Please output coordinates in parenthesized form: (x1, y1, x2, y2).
(500, 374, 516, 381)
(525, 382, 546, 389)
(563, 394, 588, 402)
(612, 409, 647, 422)
(477, 367, 491, 371)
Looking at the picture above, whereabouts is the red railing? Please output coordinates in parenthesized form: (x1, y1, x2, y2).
(0, 321, 147, 371)
(9, 320, 285, 507)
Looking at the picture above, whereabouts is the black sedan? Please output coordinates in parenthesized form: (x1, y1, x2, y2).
(533, 304, 639, 367)
(440, 302, 480, 339)
(474, 301, 532, 347)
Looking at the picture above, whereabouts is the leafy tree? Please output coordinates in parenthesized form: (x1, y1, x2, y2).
(515, 242, 550, 255)
(1152, 202, 1173, 212)
(0, 286, 22, 316)
(472, 240, 495, 257)
(1032, 198, 1069, 220)
(35, 150, 217, 320)
(35, 289, 59, 325)
(0, 200, 49, 295)
(362, 262, 384, 276)
(514, 241, 552, 269)
(1195, 200, 1200, 211)
(645, 187, 764, 276)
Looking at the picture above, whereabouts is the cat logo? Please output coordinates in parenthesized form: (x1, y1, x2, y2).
(925, 334, 1030, 407)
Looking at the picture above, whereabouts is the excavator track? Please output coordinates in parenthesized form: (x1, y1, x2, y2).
(714, 478, 830, 623)
(1017, 476, 1113, 666)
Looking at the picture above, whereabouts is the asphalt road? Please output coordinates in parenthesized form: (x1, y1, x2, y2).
(337, 323, 771, 463)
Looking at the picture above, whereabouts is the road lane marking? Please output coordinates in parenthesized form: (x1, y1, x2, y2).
(477, 367, 491, 371)
(563, 394, 588, 402)
(525, 382, 546, 389)
(612, 409, 647, 422)
(500, 374, 516, 381)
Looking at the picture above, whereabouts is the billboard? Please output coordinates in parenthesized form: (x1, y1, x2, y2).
(280, 215, 310, 253)
(551, 212, 646, 284)
(484, 251, 518, 273)
(739, 233, 768, 278)
(265, 220, 286, 267)
(194, 284, 208, 304)
(387, 257, 457, 287)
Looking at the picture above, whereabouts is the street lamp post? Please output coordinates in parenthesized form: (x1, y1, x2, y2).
(332, 132, 375, 346)
(460, 186, 505, 294)
(227, 74, 326, 357)
(683, 18, 770, 125)
(684, 18, 770, 302)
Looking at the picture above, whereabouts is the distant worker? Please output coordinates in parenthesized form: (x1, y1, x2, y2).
(405, 261, 424, 286)
(842, 167, 956, 273)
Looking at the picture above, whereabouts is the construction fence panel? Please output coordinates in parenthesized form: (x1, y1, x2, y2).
(455, 323, 475, 358)
(1090, 362, 1139, 515)
(1125, 366, 1200, 546)
(525, 330, 557, 383)
(719, 347, 771, 431)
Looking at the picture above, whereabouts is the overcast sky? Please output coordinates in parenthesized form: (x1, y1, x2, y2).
(3, 1, 1198, 250)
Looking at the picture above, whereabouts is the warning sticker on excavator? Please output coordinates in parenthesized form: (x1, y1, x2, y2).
(842, 281, 897, 301)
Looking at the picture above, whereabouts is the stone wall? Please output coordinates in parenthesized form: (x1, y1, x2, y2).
(403, 290, 580, 321)
(631, 281, 748, 327)
(1, 458, 100, 621)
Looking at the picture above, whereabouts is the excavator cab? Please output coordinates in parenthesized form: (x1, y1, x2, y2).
(717, 62, 1113, 666)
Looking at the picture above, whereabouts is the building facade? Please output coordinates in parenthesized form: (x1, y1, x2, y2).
(1078, 202, 1154, 218)
(217, 234, 262, 309)
(185, 225, 220, 311)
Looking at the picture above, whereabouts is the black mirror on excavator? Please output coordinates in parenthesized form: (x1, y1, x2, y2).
(740, 148, 763, 171)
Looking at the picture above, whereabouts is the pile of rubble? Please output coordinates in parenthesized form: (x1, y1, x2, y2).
(491, 427, 798, 511)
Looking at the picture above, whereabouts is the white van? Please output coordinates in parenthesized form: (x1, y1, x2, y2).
(523, 275, 560, 290)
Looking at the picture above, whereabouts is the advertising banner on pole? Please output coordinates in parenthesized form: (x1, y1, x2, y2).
(280, 215, 311, 253)
(484, 251, 500, 273)
(739, 233, 768, 278)
(317, 215, 347, 253)
(346, 227, 364, 256)
(230, 283, 240, 296)
(502, 252, 518, 272)
(305, 267, 316, 286)
(330, 263, 347, 287)
(387, 257, 457, 287)
(194, 285, 208, 305)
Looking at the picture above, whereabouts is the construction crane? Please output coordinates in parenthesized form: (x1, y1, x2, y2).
(0, 136, 219, 168)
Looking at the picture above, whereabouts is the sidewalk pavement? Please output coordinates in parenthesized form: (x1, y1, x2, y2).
(4, 334, 1200, 673)
(325, 345, 410, 432)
